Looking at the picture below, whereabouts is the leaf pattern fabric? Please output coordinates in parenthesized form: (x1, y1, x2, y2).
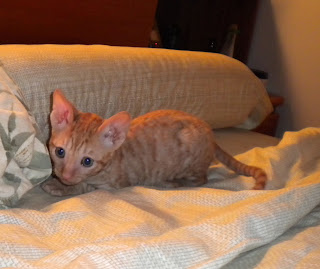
(0, 66, 52, 209)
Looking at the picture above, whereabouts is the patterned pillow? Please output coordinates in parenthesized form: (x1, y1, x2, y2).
(0, 66, 52, 209)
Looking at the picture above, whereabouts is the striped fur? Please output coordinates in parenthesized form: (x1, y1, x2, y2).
(42, 90, 267, 196)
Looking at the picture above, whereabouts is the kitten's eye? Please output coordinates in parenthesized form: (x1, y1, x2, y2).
(55, 147, 65, 158)
(81, 157, 94, 167)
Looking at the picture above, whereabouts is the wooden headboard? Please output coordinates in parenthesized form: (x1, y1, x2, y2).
(0, 0, 158, 46)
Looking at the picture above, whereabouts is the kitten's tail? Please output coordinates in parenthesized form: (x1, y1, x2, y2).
(214, 145, 267, 190)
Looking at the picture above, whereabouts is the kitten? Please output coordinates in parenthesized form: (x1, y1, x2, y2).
(42, 90, 267, 196)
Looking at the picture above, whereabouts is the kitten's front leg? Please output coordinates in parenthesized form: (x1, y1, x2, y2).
(41, 177, 95, 196)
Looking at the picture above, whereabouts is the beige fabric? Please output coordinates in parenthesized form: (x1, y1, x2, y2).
(0, 128, 319, 268)
(0, 45, 272, 141)
(0, 66, 52, 208)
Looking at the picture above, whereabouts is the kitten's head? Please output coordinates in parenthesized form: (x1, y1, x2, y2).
(49, 89, 131, 185)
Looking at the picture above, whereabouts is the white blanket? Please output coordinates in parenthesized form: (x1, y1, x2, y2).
(0, 128, 319, 268)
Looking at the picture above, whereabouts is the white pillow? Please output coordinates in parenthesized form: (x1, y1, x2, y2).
(0, 45, 273, 141)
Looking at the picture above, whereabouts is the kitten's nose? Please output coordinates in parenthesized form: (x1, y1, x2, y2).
(61, 169, 74, 182)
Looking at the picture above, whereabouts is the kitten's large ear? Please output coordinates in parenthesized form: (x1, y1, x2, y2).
(50, 89, 77, 132)
(98, 111, 131, 151)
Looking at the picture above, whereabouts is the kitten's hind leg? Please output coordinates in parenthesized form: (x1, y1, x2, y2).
(160, 179, 183, 189)
(175, 175, 208, 187)
(157, 174, 208, 189)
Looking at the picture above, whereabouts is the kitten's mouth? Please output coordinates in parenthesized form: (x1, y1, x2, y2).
(60, 179, 77, 186)
(59, 177, 83, 186)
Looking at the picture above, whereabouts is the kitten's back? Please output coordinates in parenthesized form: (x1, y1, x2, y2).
(117, 110, 216, 187)
(120, 110, 266, 189)
(118, 110, 267, 189)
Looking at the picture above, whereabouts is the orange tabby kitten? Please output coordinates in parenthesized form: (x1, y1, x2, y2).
(42, 90, 267, 196)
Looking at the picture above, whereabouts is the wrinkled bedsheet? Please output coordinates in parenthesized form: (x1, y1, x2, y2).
(0, 128, 320, 268)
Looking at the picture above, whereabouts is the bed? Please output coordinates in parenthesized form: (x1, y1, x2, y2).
(0, 44, 319, 269)
(0, 3, 319, 268)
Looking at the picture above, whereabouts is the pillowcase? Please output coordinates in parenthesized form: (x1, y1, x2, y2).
(0, 45, 273, 141)
(0, 65, 52, 209)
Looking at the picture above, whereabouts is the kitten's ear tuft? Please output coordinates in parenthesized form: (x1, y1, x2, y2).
(50, 89, 77, 132)
(98, 111, 131, 151)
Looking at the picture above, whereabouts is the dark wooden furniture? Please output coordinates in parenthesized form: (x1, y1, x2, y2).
(0, 0, 158, 47)
(155, 0, 259, 63)
(254, 95, 284, 136)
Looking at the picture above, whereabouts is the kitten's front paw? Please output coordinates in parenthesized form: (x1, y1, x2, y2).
(41, 177, 69, 196)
